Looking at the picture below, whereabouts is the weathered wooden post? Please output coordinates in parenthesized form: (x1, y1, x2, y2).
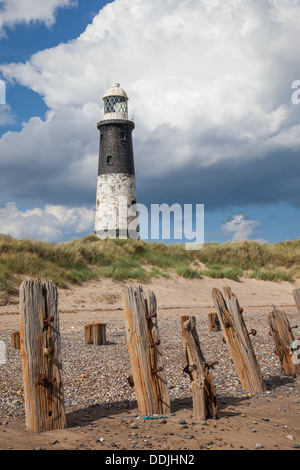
(11, 331, 21, 350)
(268, 306, 300, 375)
(208, 312, 221, 332)
(19, 279, 66, 432)
(293, 289, 300, 315)
(123, 286, 170, 416)
(212, 287, 266, 393)
(84, 323, 106, 345)
(181, 316, 218, 421)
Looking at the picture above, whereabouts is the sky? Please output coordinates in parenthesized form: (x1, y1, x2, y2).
(0, 0, 299, 245)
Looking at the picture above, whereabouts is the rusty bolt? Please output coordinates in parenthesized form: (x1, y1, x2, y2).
(44, 317, 54, 324)
(44, 347, 55, 356)
(146, 314, 157, 320)
(152, 367, 163, 375)
(206, 361, 219, 370)
(38, 374, 56, 387)
(38, 374, 47, 385)
(150, 340, 161, 347)
(248, 329, 257, 337)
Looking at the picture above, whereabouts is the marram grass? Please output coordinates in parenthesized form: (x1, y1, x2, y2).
(0, 234, 299, 302)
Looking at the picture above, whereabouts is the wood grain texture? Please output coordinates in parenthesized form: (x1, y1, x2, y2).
(123, 286, 170, 416)
(84, 323, 106, 345)
(293, 289, 300, 315)
(11, 331, 21, 350)
(181, 316, 218, 421)
(19, 279, 66, 432)
(212, 287, 266, 393)
(268, 306, 300, 375)
(208, 312, 221, 332)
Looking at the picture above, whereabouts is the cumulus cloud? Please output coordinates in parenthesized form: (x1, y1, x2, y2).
(0, 0, 76, 36)
(0, 79, 5, 104)
(0, 0, 300, 219)
(221, 214, 260, 241)
(0, 202, 94, 242)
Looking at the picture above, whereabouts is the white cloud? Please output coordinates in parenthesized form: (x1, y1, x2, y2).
(1, 1, 300, 169)
(0, 79, 5, 104)
(0, 202, 94, 242)
(0, 0, 300, 217)
(0, 0, 76, 35)
(221, 214, 260, 241)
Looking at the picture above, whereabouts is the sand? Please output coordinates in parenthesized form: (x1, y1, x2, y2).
(0, 275, 300, 451)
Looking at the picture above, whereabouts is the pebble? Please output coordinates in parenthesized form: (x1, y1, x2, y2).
(0, 310, 299, 430)
(256, 443, 263, 449)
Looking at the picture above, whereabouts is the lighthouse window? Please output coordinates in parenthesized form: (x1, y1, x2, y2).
(107, 156, 112, 165)
(104, 96, 127, 114)
(120, 131, 126, 141)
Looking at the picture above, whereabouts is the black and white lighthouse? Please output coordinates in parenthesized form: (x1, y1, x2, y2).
(95, 83, 139, 239)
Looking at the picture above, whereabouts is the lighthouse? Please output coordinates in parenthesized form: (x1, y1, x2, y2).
(95, 83, 139, 239)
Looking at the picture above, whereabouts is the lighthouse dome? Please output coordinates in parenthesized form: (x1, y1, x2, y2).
(103, 83, 129, 120)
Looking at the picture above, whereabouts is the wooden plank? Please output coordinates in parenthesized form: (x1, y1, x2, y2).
(93, 323, 106, 345)
(19, 279, 66, 432)
(181, 316, 218, 421)
(268, 306, 300, 375)
(208, 312, 221, 332)
(212, 287, 266, 393)
(11, 331, 21, 350)
(84, 323, 106, 345)
(84, 324, 94, 344)
(123, 286, 170, 416)
(293, 289, 300, 315)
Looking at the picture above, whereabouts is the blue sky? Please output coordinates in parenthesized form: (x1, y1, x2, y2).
(0, 0, 300, 245)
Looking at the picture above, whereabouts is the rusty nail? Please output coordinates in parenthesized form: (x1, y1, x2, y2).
(44, 317, 54, 324)
(150, 340, 161, 347)
(38, 374, 47, 384)
(248, 329, 257, 337)
(152, 367, 163, 374)
(240, 307, 244, 314)
(290, 325, 298, 331)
